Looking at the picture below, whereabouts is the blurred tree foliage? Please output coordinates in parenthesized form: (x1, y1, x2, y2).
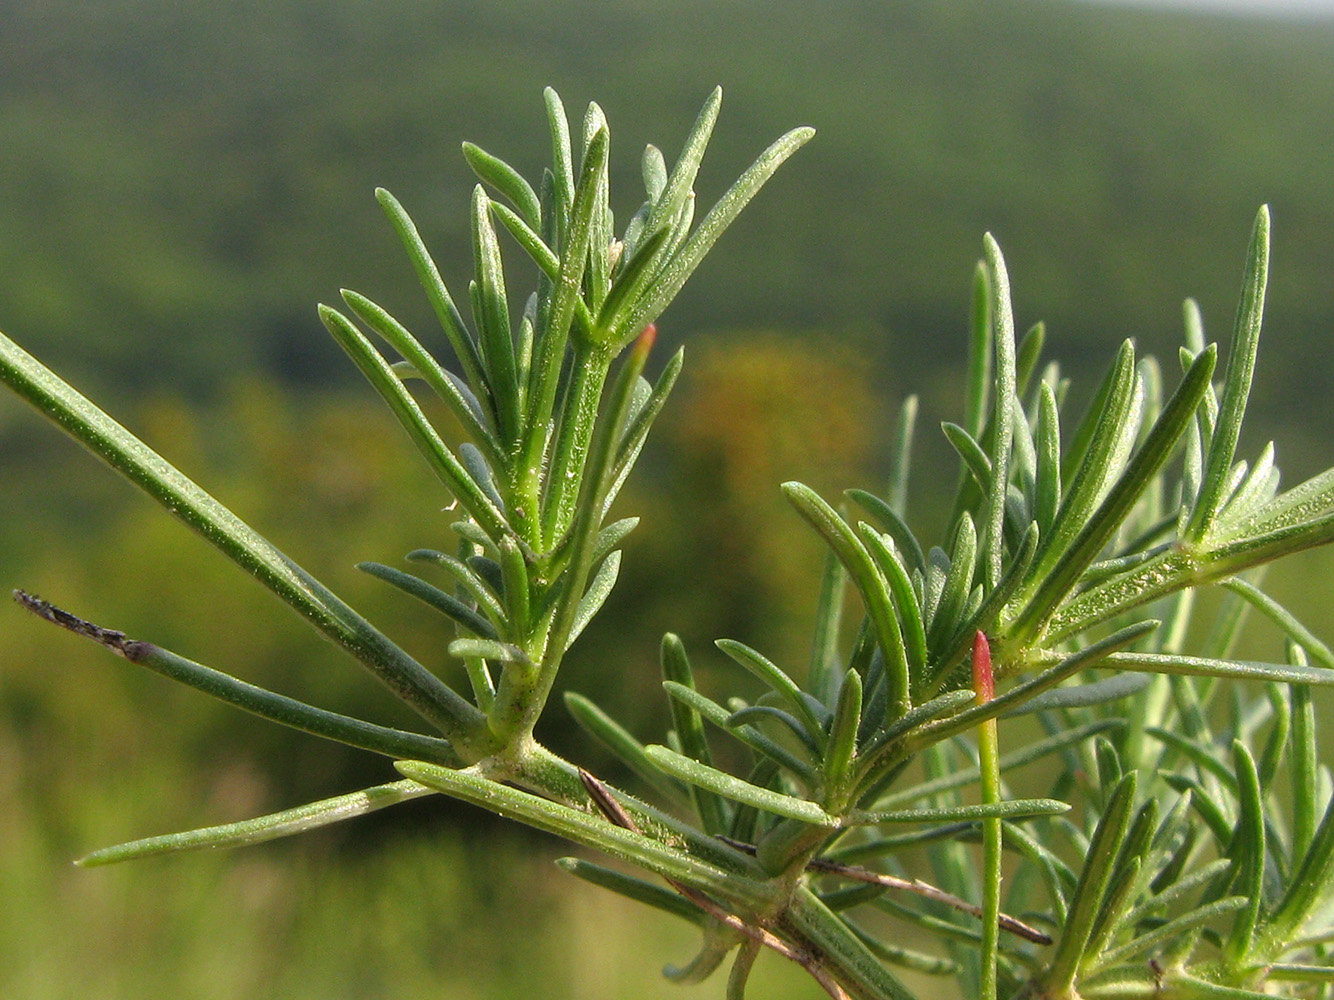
(0, 0, 1331, 427)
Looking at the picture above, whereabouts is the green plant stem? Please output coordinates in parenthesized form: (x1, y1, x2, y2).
(974, 633, 1002, 1000)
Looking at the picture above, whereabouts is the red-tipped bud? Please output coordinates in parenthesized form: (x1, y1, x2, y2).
(632, 322, 658, 358)
(972, 631, 994, 704)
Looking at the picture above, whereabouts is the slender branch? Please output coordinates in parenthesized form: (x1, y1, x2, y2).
(716, 835, 1051, 946)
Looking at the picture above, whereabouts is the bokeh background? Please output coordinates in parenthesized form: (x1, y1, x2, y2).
(3, 1, 1334, 997)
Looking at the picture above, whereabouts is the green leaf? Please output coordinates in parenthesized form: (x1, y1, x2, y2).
(449, 638, 531, 668)
(942, 422, 992, 496)
(849, 798, 1068, 826)
(824, 669, 863, 800)
(1221, 578, 1334, 668)
(563, 692, 689, 808)
(808, 548, 849, 707)
(375, 188, 488, 397)
(872, 719, 1122, 810)
(1098, 897, 1249, 968)
(1013, 344, 1216, 642)
(614, 124, 816, 348)
(520, 124, 609, 481)
(397, 760, 772, 910)
(406, 548, 507, 626)
(0, 332, 485, 744)
(1224, 741, 1266, 963)
(1292, 680, 1318, 864)
(1043, 772, 1137, 993)
(715, 638, 826, 747)
(847, 487, 927, 578)
(727, 705, 821, 759)
(1033, 382, 1062, 540)
(964, 260, 992, 440)
(15, 593, 464, 767)
(659, 635, 729, 834)
(318, 304, 511, 541)
(357, 562, 499, 639)
(645, 745, 832, 824)
(784, 482, 910, 720)
(79, 780, 435, 866)
(662, 681, 815, 780)
(568, 550, 620, 645)
(1269, 781, 1334, 943)
(981, 234, 1018, 590)
(462, 141, 541, 228)
(1185, 206, 1270, 543)
(1044, 341, 1141, 583)
(926, 513, 976, 653)
(469, 186, 521, 443)
(1099, 650, 1334, 686)
(604, 346, 685, 511)
(339, 288, 504, 467)
(1003, 673, 1149, 715)
(642, 87, 722, 248)
(556, 857, 704, 925)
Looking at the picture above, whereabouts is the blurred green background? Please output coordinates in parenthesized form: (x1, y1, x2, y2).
(3, 1, 1334, 996)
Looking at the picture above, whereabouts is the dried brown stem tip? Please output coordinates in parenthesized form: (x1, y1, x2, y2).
(12, 590, 148, 660)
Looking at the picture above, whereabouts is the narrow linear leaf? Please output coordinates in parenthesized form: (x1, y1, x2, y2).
(808, 548, 849, 707)
(982, 234, 1017, 590)
(663, 681, 815, 780)
(564, 692, 690, 808)
(1043, 773, 1138, 993)
(615, 125, 816, 347)
(375, 188, 488, 396)
(848, 487, 927, 578)
(1186, 206, 1270, 542)
(1013, 345, 1216, 642)
(0, 334, 483, 742)
(1100, 651, 1334, 686)
(567, 550, 621, 646)
(716, 638, 826, 746)
(79, 780, 434, 866)
(449, 638, 531, 668)
(850, 798, 1068, 826)
(824, 669, 863, 799)
(462, 141, 541, 227)
(1099, 897, 1249, 968)
(469, 186, 521, 442)
(406, 548, 506, 626)
(521, 125, 609, 473)
(645, 745, 831, 824)
(873, 720, 1123, 809)
(784, 482, 910, 719)
(397, 760, 771, 909)
(340, 289, 503, 466)
(318, 305, 511, 541)
(15, 592, 462, 766)
(556, 857, 704, 926)
(357, 562, 499, 639)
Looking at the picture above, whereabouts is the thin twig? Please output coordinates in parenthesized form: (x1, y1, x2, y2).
(718, 834, 1053, 946)
(13, 591, 151, 660)
(579, 769, 852, 1000)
